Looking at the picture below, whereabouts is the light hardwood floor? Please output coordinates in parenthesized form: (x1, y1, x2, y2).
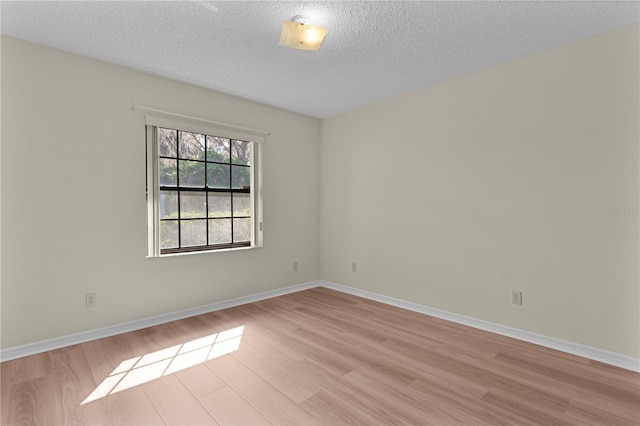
(1, 287, 639, 425)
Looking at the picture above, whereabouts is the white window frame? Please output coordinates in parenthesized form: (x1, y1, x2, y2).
(142, 108, 265, 257)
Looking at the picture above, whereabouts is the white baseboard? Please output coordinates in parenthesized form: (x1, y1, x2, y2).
(3, 279, 638, 373)
(320, 280, 640, 372)
(0, 281, 320, 362)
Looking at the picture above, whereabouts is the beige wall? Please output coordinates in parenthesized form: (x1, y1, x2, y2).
(320, 25, 639, 358)
(1, 36, 321, 348)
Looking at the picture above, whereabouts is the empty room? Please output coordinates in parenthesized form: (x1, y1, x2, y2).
(1, 1, 639, 425)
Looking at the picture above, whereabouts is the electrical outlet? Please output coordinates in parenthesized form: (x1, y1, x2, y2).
(512, 290, 522, 305)
(293, 261, 298, 272)
(86, 292, 96, 308)
(352, 262, 357, 272)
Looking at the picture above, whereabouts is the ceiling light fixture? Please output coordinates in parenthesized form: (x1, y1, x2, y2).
(279, 15, 327, 51)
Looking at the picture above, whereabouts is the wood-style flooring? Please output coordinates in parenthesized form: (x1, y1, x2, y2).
(1, 287, 639, 425)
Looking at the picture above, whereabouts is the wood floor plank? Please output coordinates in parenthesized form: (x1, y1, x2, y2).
(565, 399, 640, 425)
(480, 388, 572, 425)
(287, 357, 428, 425)
(232, 301, 360, 375)
(496, 348, 640, 402)
(0, 351, 51, 410)
(169, 315, 219, 343)
(80, 336, 130, 385)
(198, 386, 267, 425)
(240, 325, 307, 362)
(205, 355, 319, 425)
(409, 377, 541, 426)
(97, 386, 165, 425)
(1, 357, 23, 425)
(231, 340, 321, 403)
(142, 374, 216, 425)
(298, 390, 385, 425)
(175, 363, 226, 399)
(18, 352, 51, 383)
(4, 375, 61, 426)
(336, 292, 467, 340)
(490, 349, 640, 415)
(343, 368, 459, 425)
(293, 302, 387, 343)
(49, 345, 110, 425)
(293, 326, 419, 385)
(466, 327, 593, 366)
(284, 359, 395, 425)
(242, 317, 357, 375)
(232, 301, 319, 334)
(287, 288, 360, 311)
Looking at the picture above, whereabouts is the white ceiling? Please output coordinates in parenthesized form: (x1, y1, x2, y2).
(2, 1, 638, 118)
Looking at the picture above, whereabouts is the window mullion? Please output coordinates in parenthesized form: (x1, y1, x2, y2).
(176, 131, 182, 249)
(204, 136, 209, 247)
(229, 142, 234, 244)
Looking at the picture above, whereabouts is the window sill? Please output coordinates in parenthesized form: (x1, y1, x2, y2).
(146, 245, 261, 259)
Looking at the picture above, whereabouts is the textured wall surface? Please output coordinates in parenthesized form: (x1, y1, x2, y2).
(1, 36, 320, 349)
(320, 25, 639, 358)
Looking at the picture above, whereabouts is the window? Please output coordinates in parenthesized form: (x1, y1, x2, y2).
(145, 112, 264, 256)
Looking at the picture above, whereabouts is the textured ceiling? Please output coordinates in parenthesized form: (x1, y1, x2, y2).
(2, 1, 639, 118)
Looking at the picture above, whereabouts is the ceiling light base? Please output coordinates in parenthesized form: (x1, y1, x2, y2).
(279, 16, 327, 51)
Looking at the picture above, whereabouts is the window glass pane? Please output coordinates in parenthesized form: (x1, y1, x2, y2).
(180, 192, 206, 218)
(159, 158, 177, 186)
(232, 193, 250, 216)
(160, 220, 178, 249)
(207, 136, 230, 163)
(231, 140, 251, 166)
(207, 163, 230, 188)
(233, 218, 251, 242)
(209, 219, 231, 245)
(179, 160, 205, 187)
(151, 126, 258, 255)
(180, 219, 206, 247)
(159, 191, 178, 219)
(231, 165, 250, 189)
(179, 132, 205, 160)
(159, 128, 177, 157)
(208, 193, 231, 218)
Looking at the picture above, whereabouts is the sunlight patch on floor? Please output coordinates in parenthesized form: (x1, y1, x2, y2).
(82, 325, 244, 405)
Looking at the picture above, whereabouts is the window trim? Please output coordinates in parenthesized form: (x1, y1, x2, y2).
(144, 111, 265, 257)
